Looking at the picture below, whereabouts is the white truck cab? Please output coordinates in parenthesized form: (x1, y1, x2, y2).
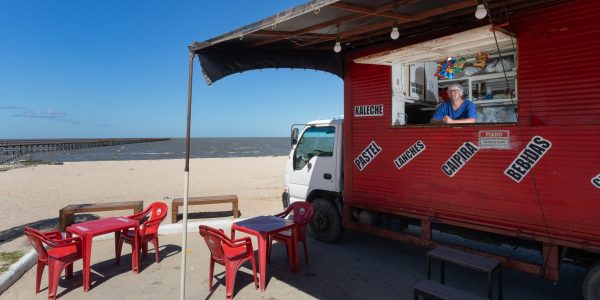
(282, 119, 344, 242)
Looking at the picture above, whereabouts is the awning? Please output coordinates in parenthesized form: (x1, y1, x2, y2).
(190, 0, 562, 85)
(354, 25, 515, 65)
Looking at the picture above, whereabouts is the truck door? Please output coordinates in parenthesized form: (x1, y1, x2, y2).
(288, 125, 337, 201)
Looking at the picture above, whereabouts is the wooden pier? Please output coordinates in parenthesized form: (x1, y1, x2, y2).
(0, 138, 169, 164)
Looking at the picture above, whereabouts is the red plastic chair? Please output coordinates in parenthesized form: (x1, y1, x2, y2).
(115, 202, 167, 264)
(24, 227, 82, 300)
(267, 201, 315, 267)
(199, 225, 258, 300)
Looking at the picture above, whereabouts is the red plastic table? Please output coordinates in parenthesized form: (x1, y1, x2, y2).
(66, 217, 139, 291)
(231, 215, 298, 291)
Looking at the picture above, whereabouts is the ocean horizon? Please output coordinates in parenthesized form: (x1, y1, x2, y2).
(15, 137, 292, 162)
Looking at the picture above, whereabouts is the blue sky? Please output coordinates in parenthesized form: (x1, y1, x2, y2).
(0, 1, 343, 138)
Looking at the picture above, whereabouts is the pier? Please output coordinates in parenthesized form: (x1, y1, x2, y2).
(0, 138, 169, 164)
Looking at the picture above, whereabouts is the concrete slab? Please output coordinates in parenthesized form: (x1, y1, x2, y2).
(3, 228, 586, 299)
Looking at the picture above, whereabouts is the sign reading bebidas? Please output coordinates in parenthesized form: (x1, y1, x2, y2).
(504, 136, 552, 183)
(591, 173, 600, 189)
(441, 142, 479, 177)
(394, 140, 426, 170)
(354, 141, 382, 171)
(479, 130, 510, 149)
(354, 104, 383, 117)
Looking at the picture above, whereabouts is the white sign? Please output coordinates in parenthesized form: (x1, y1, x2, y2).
(592, 173, 600, 189)
(393, 140, 426, 170)
(354, 141, 382, 171)
(441, 142, 480, 177)
(354, 104, 384, 117)
(504, 136, 552, 183)
(479, 130, 510, 149)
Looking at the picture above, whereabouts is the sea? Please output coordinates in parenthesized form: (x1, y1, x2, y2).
(26, 138, 291, 162)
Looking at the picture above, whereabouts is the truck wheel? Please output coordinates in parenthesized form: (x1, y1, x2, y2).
(309, 198, 342, 243)
(583, 260, 600, 300)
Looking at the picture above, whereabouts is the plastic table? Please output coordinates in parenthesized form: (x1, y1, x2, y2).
(231, 215, 298, 291)
(66, 217, 139, 291)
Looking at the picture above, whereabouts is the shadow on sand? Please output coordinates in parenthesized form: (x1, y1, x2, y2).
(174, 210, 241, 223)
(253, 230, 586, 300)
(39, 244, 182, 298)
(0, 214, 100, 245)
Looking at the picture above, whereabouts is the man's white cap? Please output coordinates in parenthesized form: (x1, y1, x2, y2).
(447, 83, 464, 93)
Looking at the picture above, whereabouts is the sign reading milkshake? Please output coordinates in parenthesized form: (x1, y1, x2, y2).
(354, 104, 383, 117)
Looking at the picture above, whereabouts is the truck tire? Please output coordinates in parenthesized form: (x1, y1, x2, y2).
(583, 260, 600, 300)
(309, 198, 342, 243)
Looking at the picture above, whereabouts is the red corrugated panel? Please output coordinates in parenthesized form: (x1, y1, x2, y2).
(344, 0, 600, 249)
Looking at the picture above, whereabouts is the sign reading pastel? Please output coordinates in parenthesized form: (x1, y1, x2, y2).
(354, 141, 382, 171)
(441, 142, 479, 177)
(504, 136, 552, 183)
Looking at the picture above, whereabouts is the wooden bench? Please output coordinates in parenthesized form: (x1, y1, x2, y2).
(171, 195, 239, 223)
(414, 280, 487, 300)
(59, 200, 144, 231)
(426, 246, 502, 300)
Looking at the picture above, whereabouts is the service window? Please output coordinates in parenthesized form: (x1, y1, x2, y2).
(293, 126, 335, 170)
(354, 26, 518, 126)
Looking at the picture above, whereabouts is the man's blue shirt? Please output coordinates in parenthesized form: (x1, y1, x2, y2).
(432, 100, 477, 120)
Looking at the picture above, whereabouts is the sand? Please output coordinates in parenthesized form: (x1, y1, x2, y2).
(0, 156, 288, 234)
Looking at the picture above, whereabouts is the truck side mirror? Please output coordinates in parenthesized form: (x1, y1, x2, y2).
(291, 128, 299, 147)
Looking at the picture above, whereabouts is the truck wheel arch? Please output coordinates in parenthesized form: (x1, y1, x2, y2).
(306, 189, 343, 217)
(583, 259, 600, 300)
(309, 197, 342, 243)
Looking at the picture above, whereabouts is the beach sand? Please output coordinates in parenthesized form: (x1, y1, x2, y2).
(0, 156, 287, 245)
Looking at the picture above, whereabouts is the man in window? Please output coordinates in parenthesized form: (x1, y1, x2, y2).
(430, 83, 476, 124)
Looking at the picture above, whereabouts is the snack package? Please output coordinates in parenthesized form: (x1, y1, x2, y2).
(495, 57, 514, 72)
(453, 57, 466, 73)
(463, 66, 482, 77)
(473, 52, 489, 68)
(434, 58, 446, 78)
(485, 59, 498, 73)
(437, 57, 457, 79)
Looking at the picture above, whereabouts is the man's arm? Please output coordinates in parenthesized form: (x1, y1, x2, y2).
(429, 117, 444, 124)
(445, 117, 475, 124)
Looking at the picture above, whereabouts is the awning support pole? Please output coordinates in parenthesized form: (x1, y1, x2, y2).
(180, 51, 195, 300)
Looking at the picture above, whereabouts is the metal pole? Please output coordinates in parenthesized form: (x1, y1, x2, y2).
(180, 51, 195, 300)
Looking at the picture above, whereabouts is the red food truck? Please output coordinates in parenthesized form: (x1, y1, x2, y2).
(190, 0, 600, 297)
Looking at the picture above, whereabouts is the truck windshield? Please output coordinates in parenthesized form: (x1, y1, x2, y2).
(294, 126, 335, 170)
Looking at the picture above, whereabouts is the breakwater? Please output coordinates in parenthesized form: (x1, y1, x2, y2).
(0, 138, 169, 164)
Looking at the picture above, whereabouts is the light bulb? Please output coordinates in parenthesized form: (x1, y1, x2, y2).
(475, 4, 487, 19)
(390, 27, 400, 40)
(333, 41, 341, 53)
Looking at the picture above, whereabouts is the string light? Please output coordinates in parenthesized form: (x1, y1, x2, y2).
(475, 4, 487, 20)
(333, 24, 341, 53)
(333, 38, 342, 53)
(390, 21, 400, 40)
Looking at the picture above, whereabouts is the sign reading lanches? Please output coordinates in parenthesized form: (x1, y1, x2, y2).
(394, 140, 426, 170)
(504, 136, 552, 183)
(354, 104, 383, 117)
(354, 141, 382, 171)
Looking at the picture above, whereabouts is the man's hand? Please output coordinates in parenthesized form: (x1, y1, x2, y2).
(442, 116, 454, 124)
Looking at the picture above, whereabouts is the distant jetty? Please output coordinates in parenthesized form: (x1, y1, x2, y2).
(0, 138, 169, 164)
